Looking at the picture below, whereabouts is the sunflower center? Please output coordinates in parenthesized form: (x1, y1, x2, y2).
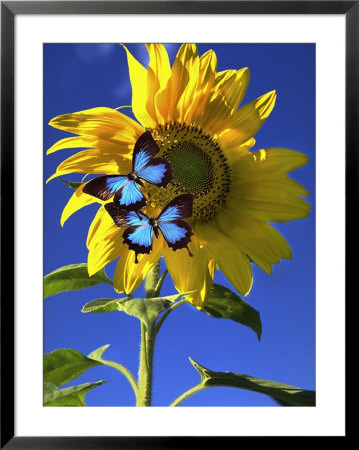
(148, 122, 231, 223)
(164, 142, 213, 195)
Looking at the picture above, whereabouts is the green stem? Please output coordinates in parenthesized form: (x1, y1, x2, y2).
(153, 269, 168, 297)
(137, 323, 156, 406)
(145, 261, 161, 298)
(137, 260, 161, 407)
(170, 383, 207, 407)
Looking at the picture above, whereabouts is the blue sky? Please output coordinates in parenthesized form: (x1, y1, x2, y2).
(44, 43, 315, 406)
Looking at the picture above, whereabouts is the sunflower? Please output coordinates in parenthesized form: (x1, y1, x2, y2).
(47, 43, 310, 308)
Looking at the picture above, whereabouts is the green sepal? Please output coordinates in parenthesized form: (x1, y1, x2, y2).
(203, 283, 262, 341)
(44, 380, 106, 406)
(117, 297, 173, 331)
(58, 178, 83, 190)
(82, 292, 193, 330)
(81, 298, 130, 314)
(44, 263, 112, 298)
(44, 348, 101, 386)
(189, 358, 315, 407)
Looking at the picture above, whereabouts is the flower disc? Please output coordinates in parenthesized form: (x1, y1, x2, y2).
(148, 122, 231, 223)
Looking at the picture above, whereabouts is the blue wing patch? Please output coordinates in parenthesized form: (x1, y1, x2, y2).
(157, 194, 195, 254)
(133, 149, 153, 173)
(115, 180, 144, 207)
(158, 205, 181, 222)
(158, 221, 187, 244)
(105, 176, 129, 194)
(122, 219, 154, 263)
(126, 224, 153, 248)
(137, 160, 171, 187)
(125, 211, 148, 226)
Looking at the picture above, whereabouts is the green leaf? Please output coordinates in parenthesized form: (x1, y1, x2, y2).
(87, 344, 110, 361)
(203, 283, 262, 341)
(81, 298, 130, 314)
(44, 380, 106, 406)
(44, 349, 101, 386)
(44, 263, 112, 298)
(59, 178, 83, 190)
(189, 358, 315, 407)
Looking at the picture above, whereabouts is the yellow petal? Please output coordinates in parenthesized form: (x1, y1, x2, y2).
(172, 44, 200, 122)
(46, 150, 131, 182)
(185, 49, 217, 124)
(220, 137, 256, 166)
(88, 229, 123, 276)
(197, 91, 233, 135)
(198, 224, 253, 296)
(60, 183, 98, 226)
(218, 90, 277, 146)
(86, 205, 119, 249)
(232, 147, 309, 180)
(49, 107, 144, 143)
(47, 136, 93, 155)
(146, 44, 171, 89)
(230, 178, 310, 222)
(113, 237, 163, 294)
(213, 67, 250, 111)
(145, 44, 171, 124)
(121, 45, 156, 128)
(46, 135, 133, 156)
(215, 205, 293, 274)
(164, 235, 214, 309)
(228, 148, 310, 222)
(156, 44, 199, 123)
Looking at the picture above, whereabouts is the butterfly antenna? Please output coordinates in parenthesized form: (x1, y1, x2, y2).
(186, 246, 193, 257)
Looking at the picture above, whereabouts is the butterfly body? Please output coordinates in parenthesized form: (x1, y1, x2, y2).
(105, 194, 195, 263)
(83, 131, 172, 211)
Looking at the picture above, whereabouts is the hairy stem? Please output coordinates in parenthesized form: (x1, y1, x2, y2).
(137, 323, 155, 406)
(170, 384, 207, 407)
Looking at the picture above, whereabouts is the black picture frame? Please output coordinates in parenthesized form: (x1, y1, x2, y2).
(1, 1, 353, 447)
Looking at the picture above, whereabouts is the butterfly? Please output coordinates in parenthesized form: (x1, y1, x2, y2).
(105, 194, 195, 263)
(83, 131, 173, 211)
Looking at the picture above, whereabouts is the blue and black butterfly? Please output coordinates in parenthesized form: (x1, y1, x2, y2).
(105, 194, 195, 263)
(83, 131, 173, 211)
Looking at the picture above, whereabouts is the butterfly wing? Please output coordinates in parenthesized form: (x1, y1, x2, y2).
(159, 194, 194, 221)
(105, 205, 153, 263)
(83, 175, 129, 201)
(132, 131, 173, 187)
(158, 220, 194, 253)
(113, 179, 147, 211)
(137, 157, 173, 188)
(132, 131, 160, 173)
(157, 194, 195, 254)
